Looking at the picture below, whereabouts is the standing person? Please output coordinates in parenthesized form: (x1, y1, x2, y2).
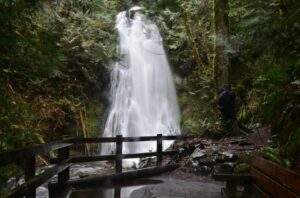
(217, 85, 239, 136)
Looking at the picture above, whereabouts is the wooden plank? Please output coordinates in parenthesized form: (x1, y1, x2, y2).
(69, 150, 179, 163)
(24, 156, 36, 198)
(66, 164, 179, 189)
(115, 135, 123, 174)
(0, 135, 184, 166)
(252, 183, 271, 198)
(123, 136, 157, 142)
(69, 150, 178, 163)
(66, 137, 117, 143)
(123, 152, 157, 159)
(70, 155, 115, 163)
(114, 187, 121, 198)
(67, 136, 159, 143)
(66, 135, 189, 144)
(0, 140, 72, 166)
(3, 160, 70, 198)
(252, 157, 300, 194)
(157, 134, 163, 167)
(251, 167, 299, 198)
(69, 151, 178, 164)
(58, 147, 70, 186)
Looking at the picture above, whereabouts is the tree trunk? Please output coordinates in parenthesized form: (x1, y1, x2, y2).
(213, 0, 230, 91)
(184, 21, 205, 70)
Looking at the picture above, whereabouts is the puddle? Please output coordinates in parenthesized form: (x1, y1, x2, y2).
(69, 179, 163, 198)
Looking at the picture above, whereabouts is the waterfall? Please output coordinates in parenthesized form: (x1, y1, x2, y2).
(101, 7, 180, 165)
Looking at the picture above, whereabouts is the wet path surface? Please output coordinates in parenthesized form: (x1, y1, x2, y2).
(129, 178, 222, 198)
(70, 175, 223, 198)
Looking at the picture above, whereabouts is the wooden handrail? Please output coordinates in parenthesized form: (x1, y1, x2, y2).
(3, 160, 71, 198)
(0, 140, 73, 166)
(1, 134, 185, 198)
(65, 135, 188, 144)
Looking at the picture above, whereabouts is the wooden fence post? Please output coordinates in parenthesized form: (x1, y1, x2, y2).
(58, 146, 70, 185)
(114, 187, 121, 198)
(157, 134, 162, 167)
(116, 135, 123, 174)
(25, 156, 36, 198)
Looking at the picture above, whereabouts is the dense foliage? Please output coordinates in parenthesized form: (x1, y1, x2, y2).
(144, 0, 300, 167)
(0, 0, 119, 150)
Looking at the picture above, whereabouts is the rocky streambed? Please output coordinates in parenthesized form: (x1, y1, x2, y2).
(166, 128, 270, 178)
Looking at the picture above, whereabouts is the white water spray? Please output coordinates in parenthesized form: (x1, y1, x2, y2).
(101, 7, 180, 164)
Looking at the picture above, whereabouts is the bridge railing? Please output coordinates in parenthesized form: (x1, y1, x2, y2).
(0, 134, 187, 198)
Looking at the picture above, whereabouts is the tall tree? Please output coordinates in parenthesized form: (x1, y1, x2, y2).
(213, 0, 230, 91)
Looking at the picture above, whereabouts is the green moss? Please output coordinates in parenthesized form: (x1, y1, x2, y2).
(234, 163, 251, 173)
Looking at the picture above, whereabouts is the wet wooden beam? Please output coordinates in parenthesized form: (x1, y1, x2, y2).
(70, 155, 116, 163)
(58, 146, 70, 186)
(252, 157, 300, 195)
(69, 150, 179, 164)
(71, 153, 177, 165)
(251, 167, 299, 198)
(0, 140, 72, 166)
(3, 160, 70, 198)
(115, 135, 123, 174)
(24, 156, 36, 198)
(66, 164, 179, 189)
(252, 183, 271, 198)
(65, 135, 191, 144)
(157, 134, 163, 167)
(67, 137, 117, 143)
(123, 136, 157, 142)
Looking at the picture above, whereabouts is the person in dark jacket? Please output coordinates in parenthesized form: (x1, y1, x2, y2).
(217, 85, 239, 135)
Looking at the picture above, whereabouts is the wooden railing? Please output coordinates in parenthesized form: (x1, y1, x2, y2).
(0, 134, 186, 198)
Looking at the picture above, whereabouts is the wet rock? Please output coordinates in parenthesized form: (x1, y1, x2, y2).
(138, 158, 152, 168)
(181, 165, 212, 176)
(181, 167, 197, 174)
(186, 159, 199, 167)
(238, 141, 252, 146)
(197, 154, 219, 166)
(79, 174, 90, 178)
(196, 166, 212, 176)
(190, 148, 206, 159)
(213, 162, 236, 174)
(219, 152, 237, 162)
(206, 147, 218, 156)
(195, 143, 205, 149)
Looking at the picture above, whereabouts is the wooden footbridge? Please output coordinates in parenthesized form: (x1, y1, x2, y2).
(3, 134, 300, 198)
(0, 134, 185, 198)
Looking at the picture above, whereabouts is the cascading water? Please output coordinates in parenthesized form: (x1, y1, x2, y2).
(101, 7, 180, 165)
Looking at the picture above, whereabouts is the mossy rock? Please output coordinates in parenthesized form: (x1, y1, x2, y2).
(234, 163, 251, 173)
(237, 152, 257, 164)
